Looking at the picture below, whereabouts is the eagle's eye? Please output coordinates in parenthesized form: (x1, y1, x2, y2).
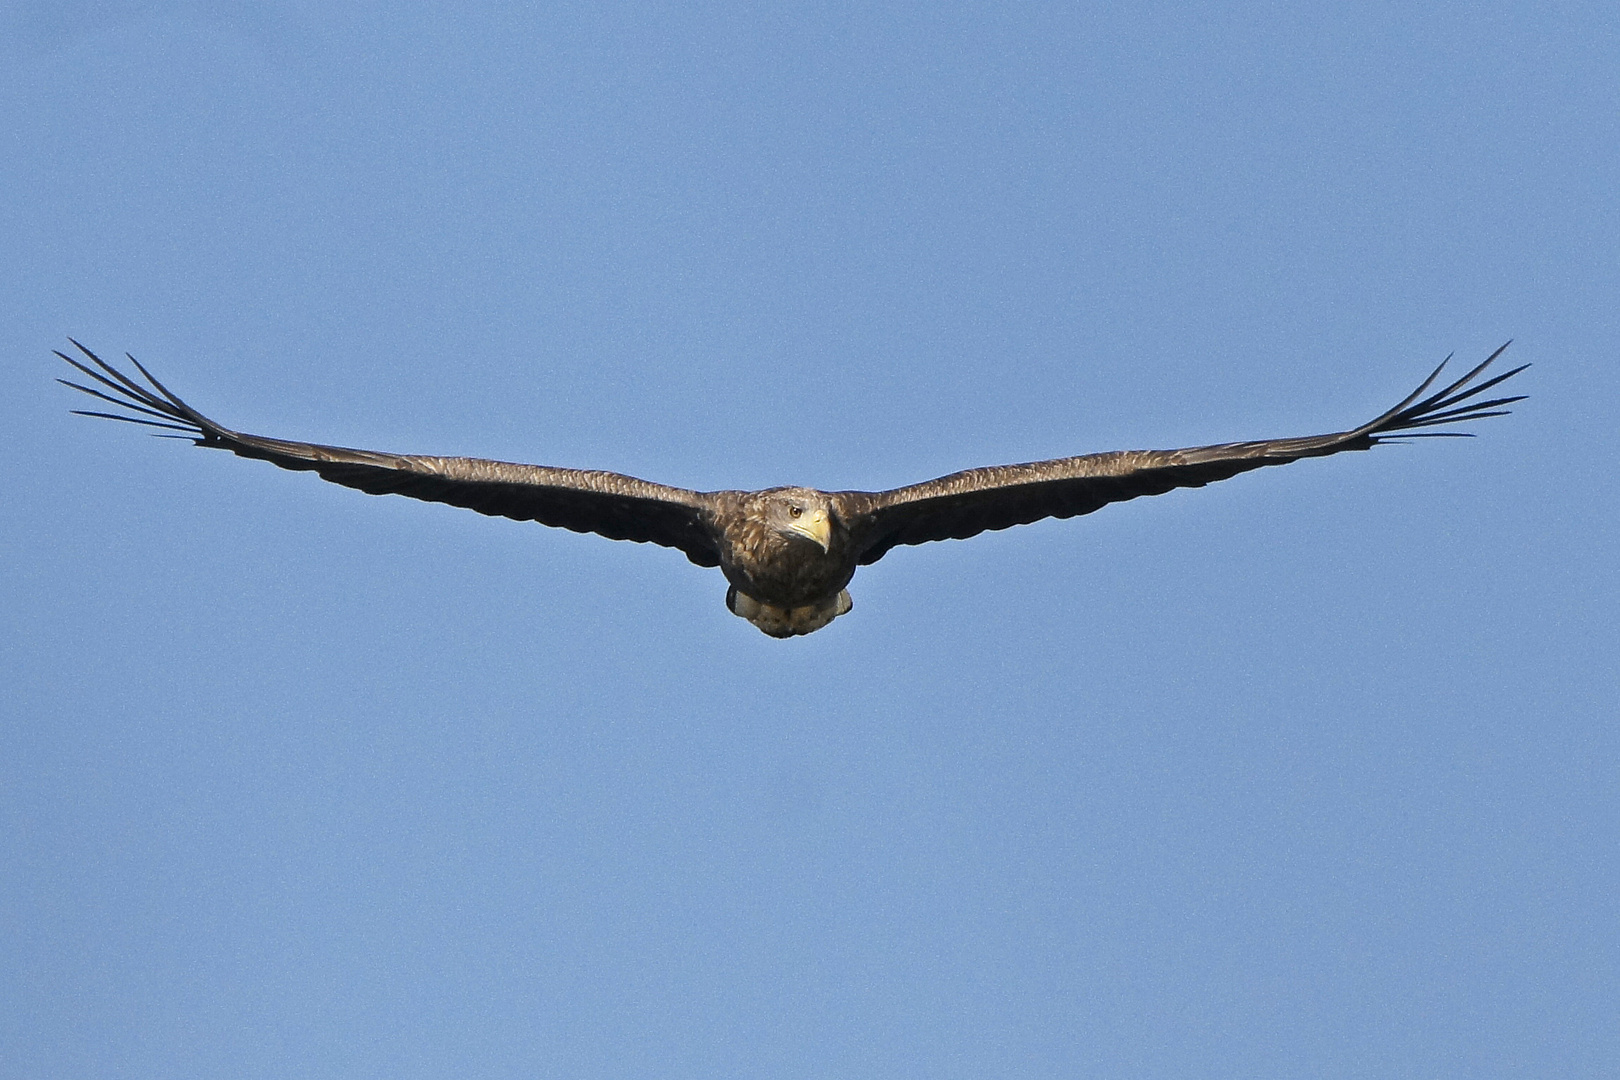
(789, 506, 802, 518)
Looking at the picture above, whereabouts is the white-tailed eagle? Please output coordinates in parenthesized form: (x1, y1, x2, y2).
(60, 342, 1525, 637)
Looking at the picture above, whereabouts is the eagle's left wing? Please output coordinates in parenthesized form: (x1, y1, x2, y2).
(834, 346, 1525, 566)
(59, 342, 725, 567)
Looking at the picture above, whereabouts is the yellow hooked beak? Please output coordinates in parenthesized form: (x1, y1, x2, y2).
(789, 509, 831, 551)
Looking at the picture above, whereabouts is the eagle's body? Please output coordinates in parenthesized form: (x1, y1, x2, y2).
(59, 343, 1525, 637)
(712, 488, 857, 635)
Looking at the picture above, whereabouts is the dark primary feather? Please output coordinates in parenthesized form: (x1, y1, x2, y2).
(835, 344, 1527, 565)
(58, 341, 724, 567)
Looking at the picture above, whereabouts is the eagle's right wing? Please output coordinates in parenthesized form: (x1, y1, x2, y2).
(834, 345, 1526, 566)
(59, 342, 725, 567)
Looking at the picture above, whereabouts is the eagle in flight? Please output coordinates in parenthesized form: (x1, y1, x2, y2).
(60, 342, 1525, 637)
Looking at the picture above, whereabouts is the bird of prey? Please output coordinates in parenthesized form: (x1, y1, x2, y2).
(60, 341, 1525, 638)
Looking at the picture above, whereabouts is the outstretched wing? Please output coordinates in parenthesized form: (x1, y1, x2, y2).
(59, 342, 724, 567)
(835, 345, 1527, 566)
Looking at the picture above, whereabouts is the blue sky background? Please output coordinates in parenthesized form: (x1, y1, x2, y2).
(2, 2, 1616, 1076)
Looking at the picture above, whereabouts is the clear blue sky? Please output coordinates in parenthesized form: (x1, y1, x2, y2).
(3, 2, 1616, 1076)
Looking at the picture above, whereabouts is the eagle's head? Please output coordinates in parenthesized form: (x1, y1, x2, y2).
(761, 487, 834, 551)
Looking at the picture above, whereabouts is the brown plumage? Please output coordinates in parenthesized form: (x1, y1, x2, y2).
(59, 341, 1526, 637)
